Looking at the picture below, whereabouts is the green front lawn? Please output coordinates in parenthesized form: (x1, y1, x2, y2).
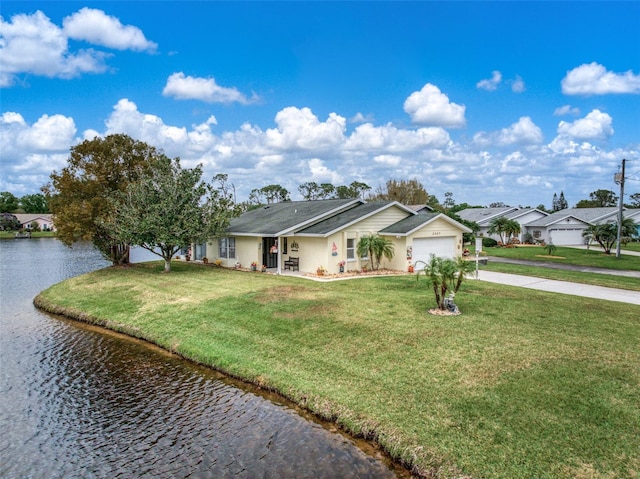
(479, 245, 640, 271)
(35, 262, 640, 479)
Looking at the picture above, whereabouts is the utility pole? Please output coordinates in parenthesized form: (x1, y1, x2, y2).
(615, 158, 626, 258)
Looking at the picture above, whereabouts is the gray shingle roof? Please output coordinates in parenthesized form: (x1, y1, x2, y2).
(378, 213, 439, 235)
(504, 208, 548, 220)
(526, 207, 619, 227)
(456, 207, 517, 225)
(226, 199, 361, 235)
(296, 202, 396, 236)
(379, 212, 472, 235)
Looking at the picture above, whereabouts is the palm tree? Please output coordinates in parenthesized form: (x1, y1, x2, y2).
(487, 216, 510, 245)
(583, 218, 637, 254)
(504, 219, 521, 244)
(417, 255, 471, 310)
(453, 256, 476, 293)
(356, 234, 395, 270)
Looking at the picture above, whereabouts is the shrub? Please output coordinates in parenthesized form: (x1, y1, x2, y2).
(482, 237, 498, 248)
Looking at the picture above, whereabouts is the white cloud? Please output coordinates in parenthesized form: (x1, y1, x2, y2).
(0, 112, 77, 193)
(477, 72, 525, 93)
(1, 111, 77, 153)
(474, 117, 543, 147)
(510, 75, 525, 93)
(498, 117, 543, 145)
(477, 71, 502, 91)
(304, 158, 342, 184)
(103, 99, 191, 156)
(0, 10, 110, 85)
(561, 62, 640, 95)
(350, 112, 374, 124)
(373, 154, 402, 167)
(3, 98, 636, 209)
(63, 8, 157, 52)
(0, 8, 155, 86)
(553, 105, 580, 116)
(557, 109, 613, 140)
(403, 83, 466, 128)
(162, 72, 258, 104)
(265, 107, 347, 151)
(516, 175, 552, 188)
(345, 123, 450, 152)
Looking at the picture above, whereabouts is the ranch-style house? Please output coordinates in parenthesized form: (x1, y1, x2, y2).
(203, 198, 471, 275)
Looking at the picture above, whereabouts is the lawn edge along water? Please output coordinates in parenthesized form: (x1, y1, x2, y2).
(34, 262, 640, 479)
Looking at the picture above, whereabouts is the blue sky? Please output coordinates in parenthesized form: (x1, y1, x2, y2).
(1, 1, 639, 208)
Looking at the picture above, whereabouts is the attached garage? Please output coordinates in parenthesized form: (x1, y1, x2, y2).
(412, 236, 457, 267)
(548, 228, 584, 245)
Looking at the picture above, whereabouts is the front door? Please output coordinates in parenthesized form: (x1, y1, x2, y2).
(262, 237, 278, 268)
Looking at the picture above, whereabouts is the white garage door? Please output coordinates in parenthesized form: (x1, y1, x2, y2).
(412, 237, 456, 268)
(548, 228, 584, 245)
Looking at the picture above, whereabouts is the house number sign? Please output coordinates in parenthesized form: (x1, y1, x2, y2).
(432, 231, 441, 236)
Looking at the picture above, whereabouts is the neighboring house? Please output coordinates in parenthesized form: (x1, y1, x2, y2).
(525, 207, 640, 245)
(626, 209, 640, 237)
(456, 207, 548, 243)
(14, 214, 55, 231)
(208, 199, 470, 275)
(456, 205, 640, 245)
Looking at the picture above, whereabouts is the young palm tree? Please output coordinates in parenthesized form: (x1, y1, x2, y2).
(453, 256, 476, 293)
(357, 234, 395, 270)
(582, 218, 637, 254)
(414, 255, 454, 310)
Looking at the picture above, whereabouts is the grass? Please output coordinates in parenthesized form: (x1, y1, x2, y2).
(35, 262, 640, 479)
(0, 231, 56, 239)
(482, 262, 640, 291)
(480, 245, 640, 271)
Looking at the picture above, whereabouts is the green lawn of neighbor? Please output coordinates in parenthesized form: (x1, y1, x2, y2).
(0, 231, 56, 239)
(479, 245, 640, 271)
(35, 262, 640, 479)
(481, 262, 640, 291)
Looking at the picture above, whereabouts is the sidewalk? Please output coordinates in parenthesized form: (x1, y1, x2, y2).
(474, 270, 640, 305)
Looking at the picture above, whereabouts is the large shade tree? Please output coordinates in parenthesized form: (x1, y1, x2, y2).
(107, 156, 241, 273)
(45, 134, 159, 265)
(0, 192, 19, 212)
(371, 178, 438, 206)
(20, 193, 49, 213)
(575, 189, 618, 208)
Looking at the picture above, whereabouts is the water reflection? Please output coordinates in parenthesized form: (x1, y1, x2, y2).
(0, 239, 401, 478)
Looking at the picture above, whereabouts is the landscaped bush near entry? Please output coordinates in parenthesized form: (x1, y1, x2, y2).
(482, 237, 498, 247)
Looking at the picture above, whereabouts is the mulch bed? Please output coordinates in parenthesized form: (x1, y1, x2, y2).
(304, 268, 408, 279)
(427, 308, 461, 316)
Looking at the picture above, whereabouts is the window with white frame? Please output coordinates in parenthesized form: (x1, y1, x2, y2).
(218, 237, 236, 258)
(347, 238, 355, 260)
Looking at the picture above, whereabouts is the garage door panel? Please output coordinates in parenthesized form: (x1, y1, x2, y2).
(412, 237, 456, 269)
(548, 228, 584, 245)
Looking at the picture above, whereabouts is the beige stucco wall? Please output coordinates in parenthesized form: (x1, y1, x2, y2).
(206, 236, 262, 268)
(206, 208, 465, 274)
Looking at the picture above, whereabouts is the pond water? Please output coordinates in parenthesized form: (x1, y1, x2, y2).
(0, 238, 402, 478)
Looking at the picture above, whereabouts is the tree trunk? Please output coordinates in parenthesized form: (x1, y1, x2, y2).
(164, 257, 172, 273)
